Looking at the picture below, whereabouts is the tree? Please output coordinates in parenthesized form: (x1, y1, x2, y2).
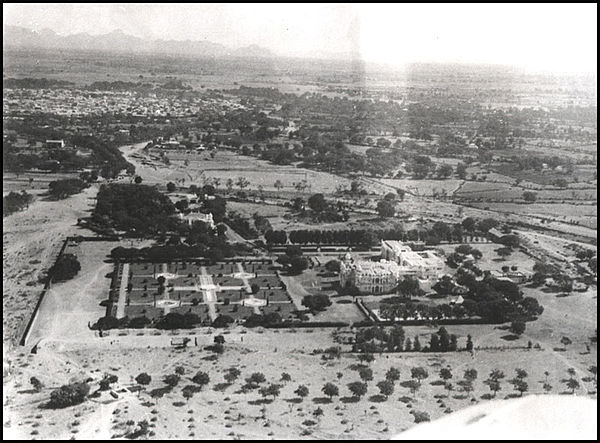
(48, 179, 88, 200)
(175, 366, 185, 375)
(163, 374, 180, 388)
(456, 162, 467, 179)
(3, 190, 33, 216)
(377, 380, 394, 399)
(412, 163, 430, 179)
(246, 372, 266, 387)
(436, 164, 454, 179)
(308, 193, 328, 212)
(462, 217, 477, 232)
(274, 180, 284, 191)
(278, 372, 291, 383)
(376, 200, 395, 218)
(405, 379, 420, 395)
(294, 385, 309, 401)
(212, 315, 234, 328)
(289, 256, 309, 274)
(485, 370, 504, 397)
(322, 382, 339, 400)
(191, 371, 209, 388)
(250, 283, 260, 294)
(466, 335, 474, 352)
(384, 192, 397, 202)
(358, 353, 375, 364)
(515, 368, 528, 380)
(134, 176, 143, 184)
(543, 382, 553, 394)
(396, 188, 406, 201)
(439, 368, 453, 384)
(496, 247, 513, 260)
(49, 253, 81, 282)
(236, 177, 250, 190)
(522, 191, 537, 202)
(413, 336, 422, 352)
(477, 218, 499, 232)
(47, 382, 90, 409)
(182, 384, 201, 402)
(135, 373, 152, 390)
(411, 367, 429, 385)
(359, 367, 373, 383)
(313, 407, 324, 420)
(224, 367, 241, 384)
(302, 294, 331, 312)
(259, 383, 281, 401)
(347, 381, 368, 399)
(565, 378, 580, 394)
(324, 260, 341, 273)
(30, 377, 43, 392)
(512, 378, 528, 396)
(385, 367, 401, 383)
(510, 320, 526, 336)
(464, 369, 478, 384)
(291, 197, 304, 212)
(166, 182, 176, 192)
(589, 366, 597, 385)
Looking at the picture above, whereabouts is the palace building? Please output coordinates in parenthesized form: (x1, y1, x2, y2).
(339, 241, 445, 295)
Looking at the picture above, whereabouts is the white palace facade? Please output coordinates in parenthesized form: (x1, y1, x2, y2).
(340, 240, 445, 294)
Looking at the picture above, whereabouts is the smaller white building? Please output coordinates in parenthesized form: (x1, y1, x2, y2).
(179, 212, 215, 229)
(380, 240, 445, 280)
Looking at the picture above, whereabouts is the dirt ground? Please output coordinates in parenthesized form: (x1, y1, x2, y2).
(2, 184, 100, 346)
(3, 318, 596, 440)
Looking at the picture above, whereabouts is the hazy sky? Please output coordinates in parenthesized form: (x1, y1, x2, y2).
(3, 3, 597, 73)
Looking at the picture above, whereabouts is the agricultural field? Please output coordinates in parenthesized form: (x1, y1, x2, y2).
(492, 163, 597, 187)
(468, 203, 597, 229)
(455, 180, 597, 202)
(3, 172, 81, 196)
(134, 147, 353, 194)
(436, 242, 537, 275)
(374, 178, 464, 198)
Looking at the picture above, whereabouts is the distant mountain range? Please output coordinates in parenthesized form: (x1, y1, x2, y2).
(3, 25, 275, 59)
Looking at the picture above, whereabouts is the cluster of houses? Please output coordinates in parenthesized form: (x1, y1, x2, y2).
(3, 133, 94, 158)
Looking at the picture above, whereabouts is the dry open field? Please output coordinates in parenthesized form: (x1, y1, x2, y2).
(437, 242, 537, 275)
(455, 180, 597, 202)
(374, 178, 464, 197)
(3, 172, 81, 196)
(468, 202, 597, 229)
(130, 147, 353, 195)
(2, 184, 100, 346)
(3, 297, 596, 440)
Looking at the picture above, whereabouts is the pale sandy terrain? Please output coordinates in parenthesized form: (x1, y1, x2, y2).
(2, 184, 99, 346)
(3, 321, 596, 440)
